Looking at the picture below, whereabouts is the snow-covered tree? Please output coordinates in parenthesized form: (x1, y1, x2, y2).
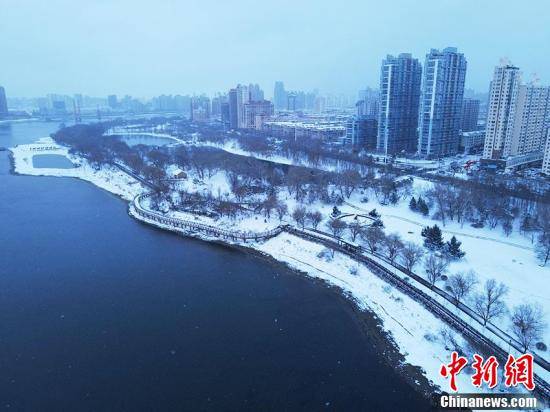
(306, 210, 323, 230)
(445, 236, 465, 260)
(361, 226, 385, 253)
(347, 221, 363, 242)
(447, 271, 477, 303)
(424, 254, 448, 288)
(535, 233, 550, 266)
(292, 206, 307, 229)
(421, 224, 444, 250)
(400, 242, 424, 273)
(383, 233, 404, 264)
(327, 219, 347, 238)
(511, 304, 546, 352)
(473, 279, 508, 326)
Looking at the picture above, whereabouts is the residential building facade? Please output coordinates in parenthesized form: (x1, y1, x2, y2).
(345, 116, 377, 148)
(273, 81, 286, 111)
(418, 47, 467, 157)
(377, 53, 422, 155)
(542, 128, 550, 175)
(461, 98, 480, 132)
(510, 85, 550, 155)
(243, 100, 274, 129)
(482, 63, 522, 159)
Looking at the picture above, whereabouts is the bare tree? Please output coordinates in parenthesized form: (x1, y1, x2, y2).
(337, 169, 362, 198)
(327, 219, 347, 238)
(384, 233, 404, 264)
(424, 254, 448, 288)
(426, 183, 450, 225)
(511, 304, 546, 352)
(292, 206, 307, 229)
(447, 271, 478, 303)
(502, 218, 513, 237)
(261, 193, 278, 219)
(347, 221, 363, 242)
(400, 242, 424, 273)
(361, 226, 385, 253)
(306, 210, 323, 230)
(275, 201, 288, 221)
(535, 233, 550, 266)
(473, 279, 508, 326)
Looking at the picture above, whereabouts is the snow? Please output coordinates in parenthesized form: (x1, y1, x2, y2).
(10, 137, 145, 201)
(10, 138, 550, 407)
(185, 139, 550, 359)
(255, 233, 537, 397)
(342, 179, 550, 352)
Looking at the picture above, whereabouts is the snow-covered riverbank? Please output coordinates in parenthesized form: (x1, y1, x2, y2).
(10, 137, 144, 201)
(10, 139, 548, 406)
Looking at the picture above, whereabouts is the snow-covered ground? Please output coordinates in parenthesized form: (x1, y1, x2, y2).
(10, 139, 549, 407)
(184, 139, 549, 354)
(10, 137, 144, 201)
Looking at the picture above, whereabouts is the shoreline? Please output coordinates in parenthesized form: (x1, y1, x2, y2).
(6, 146, 438, 400)
(12, 139, 548, 405)
(130, 213, 437, 399)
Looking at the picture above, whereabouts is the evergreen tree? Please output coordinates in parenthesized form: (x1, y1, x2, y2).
(371, 218, 384, 228)
(369, 208, 380, 218)
(445, 236, 465, 259)
(417, 196, 429, 216)
(422, 224, 444, 250)
(409, 196, 417, 211)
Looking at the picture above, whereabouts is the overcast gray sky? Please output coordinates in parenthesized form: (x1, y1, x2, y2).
(1, 0, 549, 98)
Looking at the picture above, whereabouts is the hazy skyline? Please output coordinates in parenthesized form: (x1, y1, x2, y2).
(2, 0, 549, 98)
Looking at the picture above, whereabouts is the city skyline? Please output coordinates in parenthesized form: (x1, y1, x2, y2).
(2, 0, 550, 98)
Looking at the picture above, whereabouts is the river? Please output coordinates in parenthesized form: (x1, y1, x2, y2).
(0, 121, 430, 411)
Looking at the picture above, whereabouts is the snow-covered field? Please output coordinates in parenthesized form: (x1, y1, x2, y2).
(185, 139, 550, 353)
(10, 138, 549, 406)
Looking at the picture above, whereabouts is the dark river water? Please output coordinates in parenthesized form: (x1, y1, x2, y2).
(0, 121, 430, 411)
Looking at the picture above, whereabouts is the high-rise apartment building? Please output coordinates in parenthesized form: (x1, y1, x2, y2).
(248, 84, 264, 101)
(542, 128, 550, 175)
(274, 81, 286, 111)
(345, 116, 377, 149)
(418, 47, 467, 157)
(482, 63, 522, 159)
(377, 53, 422, 155)
(510, 85, 550, 155)
(190, 96, 211, 122)
(357, 88, 379, 119)
(228, 84, 249, 129)
(287, 92, 297, 111)
(461, 98, 480, 132)
(0, 86, 8, 117)
(108, 95, 118, 109)
(243, 100, 274, 129)
(221, 102, 230, 128)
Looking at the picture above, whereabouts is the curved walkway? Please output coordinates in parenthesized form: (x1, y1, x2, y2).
(132, 192, 282, 242)
(127, 182, 550, 400)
